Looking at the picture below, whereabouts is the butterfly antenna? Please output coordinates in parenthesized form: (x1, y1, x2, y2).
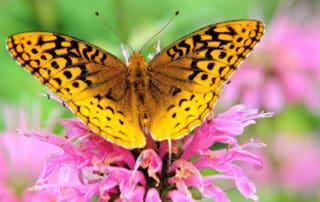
(95, 11, 134, 52)
(139, 10, 179, 53)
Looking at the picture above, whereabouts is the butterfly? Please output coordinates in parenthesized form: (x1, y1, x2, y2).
(7, 20, 264, 149)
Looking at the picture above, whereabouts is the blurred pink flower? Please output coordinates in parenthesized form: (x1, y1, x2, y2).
(244, 133, 320, 193)
(275, 134, 320, 192)
(0, 105, 60, 201)
(18, 105, 272, 202)
(221, 12, 320, 112)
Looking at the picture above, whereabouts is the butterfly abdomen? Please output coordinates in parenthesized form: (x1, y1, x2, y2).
(128, 51, 151, 128)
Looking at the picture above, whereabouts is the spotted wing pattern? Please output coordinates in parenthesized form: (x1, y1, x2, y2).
(7, 32, 146, 148)
(147, 20, 264, 140)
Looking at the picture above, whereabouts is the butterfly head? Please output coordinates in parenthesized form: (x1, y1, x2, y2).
(128, 51, 146, 68)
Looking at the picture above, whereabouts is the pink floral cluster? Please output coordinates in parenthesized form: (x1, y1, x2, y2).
(12, 105, 271, 202)
(0, 106, 60, 201)
(245, 133, 320, 193)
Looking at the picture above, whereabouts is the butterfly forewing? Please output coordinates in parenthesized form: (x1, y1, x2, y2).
(147, 20, 264, 141)
(7, 32, 146, 148)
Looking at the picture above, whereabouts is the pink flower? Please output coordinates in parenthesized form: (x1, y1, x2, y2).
(221, 11, 320, 112)
(276, 134, 320, 191)
(0, 105, 60, 202)
(18, 105, 271, 201)
(245, 133, 320, 193)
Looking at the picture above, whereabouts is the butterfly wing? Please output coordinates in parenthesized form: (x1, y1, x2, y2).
(7, 32, 145, 148)
(147, 20, 264, 140)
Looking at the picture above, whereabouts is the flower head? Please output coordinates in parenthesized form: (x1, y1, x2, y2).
(0, 105, 60, 201)
(245, 133, 320, 193)
(18, 105, 271, 202)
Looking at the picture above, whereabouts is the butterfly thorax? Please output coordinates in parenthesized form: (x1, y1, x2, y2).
(128, 51, 150, 128)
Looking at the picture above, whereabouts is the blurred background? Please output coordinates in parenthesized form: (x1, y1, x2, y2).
(0, 0, 320, 201)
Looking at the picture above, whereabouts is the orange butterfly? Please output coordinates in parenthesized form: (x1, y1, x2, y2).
(7, 20, 264, 148)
